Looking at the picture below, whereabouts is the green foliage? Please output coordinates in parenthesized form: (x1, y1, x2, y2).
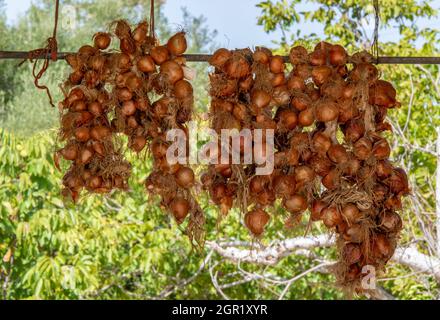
(0, 0, 439, 300)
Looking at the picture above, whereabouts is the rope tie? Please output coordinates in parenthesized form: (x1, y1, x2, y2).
(19, 0, 60, 107)
(149, 0, 156, 39)
(372, 0, 380, 64)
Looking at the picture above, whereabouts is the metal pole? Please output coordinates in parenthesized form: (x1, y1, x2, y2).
(1, 51, 440, 64)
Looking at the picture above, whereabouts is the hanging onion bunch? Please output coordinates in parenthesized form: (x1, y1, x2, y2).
(56, 31, 131, 202)
(287, 42, 409, 290)
(137, 30, 205, 248)
(203, 47, 312, 237)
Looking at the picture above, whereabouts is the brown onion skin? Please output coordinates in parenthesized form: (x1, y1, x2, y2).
(311, 200, 327, 221)
(170, 198, 190, 224)
(209, 48, 232, 69)
(167, 32, 187, 56)
(224, 55, 251, 79)
(313, 132, 332, 154)
(284, 194, 308, 213)
(161, 61, 184, 84)
(150, 46, 170, 65)
(245, 209, 270, 236)
(174, 80, 193, 99)
(343, 243, 362, 265)
(321, 206, 342, 228)
(175, 167, 195, 188)
(137, 55, 156, 73)
(354, 137, 372, 160)
(270, 56, 285, 74)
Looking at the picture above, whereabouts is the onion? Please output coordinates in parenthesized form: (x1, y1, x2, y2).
(136, 97, 150, 111)
(309, 155, 332, 177)
(350, 63, 378, 82)
(125, 74, 142, 91)
(249, 176, 268, 194)
(315, 100, 339, 122)
(90, 55, 106, 71)
(126, 116, 138, 129)
(341, 204, 361, 223)
(329, 45, 347, 66)
(327, 144, 349, 163)
(287, 75, 305, 91)
(343, 243, 362, 265)
(269, 55, 284, 73)
(174, 80, 193, 99)
(137, 55, 156, 73)
(74, 127, 90, 142)
(240, 75, 254, 90)
(60, 145, 78, 161)
(88, 101, 103, 116)
(273, 175, 296, 197)
(289, 46, 308, 65)
(380, 212, 402, 232)
(210, 183, 227, 204)
(312, 132, 331, 154)
(132, 22, 147, 43)
(175, 167, 195, 188)
(322, 169, 340, 190)
(309, 49, 326, 66)
(245, 208, 270, 236)
(90, 126, 111, 141)
(342, 83, 356, 99)
(209, 48, 232, 69)
(224, 55, 251, 79)
(298, 108, 314, 127)
(251, 89, 271, 109)
(311, 200, 326, 221)
(170, 198, 190, 224)
(121, 100, 137, 116)
(343, 158, 361, 176)
(92, 141, 105, 156)
(295, 165, 315, 185)
(376, 160, 393, 179)
(312, 66, 332, 86)
(321, 206, 342, 228)
(344, 119, 365, 143)
(271, 73, 286, 87)
(373, 234, 392, 258)
(78, 45, 98, 57)
(66, 54, 80, 70)
(343, 224, 364, 243)
(277, 109, 298, 131)
(369, 80, 398, 108)
(150, 45, 170, 65)
(79, 147, 94, 164)
(72, 100, 87, 112)
(372, 138, 391, 160)
(353, 137, 372, 160)
(117, 88, 133, 102)
(272, 85, 290, 106)
(387, 168, 409, 195)
(161, 60, 184, 84)
(167, 32, 187, 56)
(295, 63, 312, 79)
(253, 49, 270, 64)
(152, 141, 170, 161)
(120, 37, 136, 55)
(69, 70, 84, 85)
(373, 184, 388, 201)
(88, 175, 103, 189)
(116, 53, 131, 70)
(131, 136, 147, 152)
(291, 94, 311, 111)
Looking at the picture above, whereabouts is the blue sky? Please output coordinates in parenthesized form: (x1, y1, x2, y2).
(3, 0, 440, 49)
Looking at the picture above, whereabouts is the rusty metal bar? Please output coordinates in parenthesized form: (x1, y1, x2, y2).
(1, 51, 440, 64)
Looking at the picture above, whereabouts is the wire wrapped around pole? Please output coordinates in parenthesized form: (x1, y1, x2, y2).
(18, 0, 60, 107)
